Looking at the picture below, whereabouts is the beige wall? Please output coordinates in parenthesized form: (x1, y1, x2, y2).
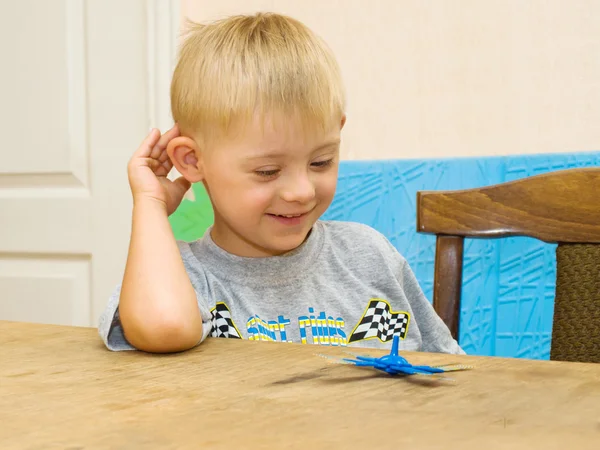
(181, 0, 600, 160)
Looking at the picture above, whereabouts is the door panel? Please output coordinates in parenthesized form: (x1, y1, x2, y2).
(0, 0, 176, 327)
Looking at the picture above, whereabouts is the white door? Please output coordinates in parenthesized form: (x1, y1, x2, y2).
(0, 0, 180, 327)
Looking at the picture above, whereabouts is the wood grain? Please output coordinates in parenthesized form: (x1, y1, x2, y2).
(433, 236, 464, 339)
(417, 168, 600, 243)
(2, 321, 600, 449)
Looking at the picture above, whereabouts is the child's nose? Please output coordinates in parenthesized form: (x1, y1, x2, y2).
(279, 173, 316, 203)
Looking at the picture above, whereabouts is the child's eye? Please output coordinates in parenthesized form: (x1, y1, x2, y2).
(255, 169, 280, 178)
(311, 159, 334, 168)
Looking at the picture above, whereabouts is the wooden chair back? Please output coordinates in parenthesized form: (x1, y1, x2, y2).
(416, 168, 600, 362)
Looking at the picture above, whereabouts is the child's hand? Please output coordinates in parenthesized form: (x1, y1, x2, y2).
(127, 125, 191, 215)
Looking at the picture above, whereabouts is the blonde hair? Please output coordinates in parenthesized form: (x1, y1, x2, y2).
(171, 12, 346, 141)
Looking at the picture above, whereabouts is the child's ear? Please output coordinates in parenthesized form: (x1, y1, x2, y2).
(167, 136, 204, 182)
(340, 114, 347, 130)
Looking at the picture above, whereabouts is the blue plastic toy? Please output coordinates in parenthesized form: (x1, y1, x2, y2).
(321, 334, 472, 377)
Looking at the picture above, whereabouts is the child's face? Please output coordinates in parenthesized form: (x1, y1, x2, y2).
(202, 115, 345, 257)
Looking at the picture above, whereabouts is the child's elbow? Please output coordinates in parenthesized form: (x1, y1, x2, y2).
(122, 312, 203, 353)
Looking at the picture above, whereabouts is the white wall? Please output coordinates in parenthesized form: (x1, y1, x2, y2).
(181, 0, 600, 160)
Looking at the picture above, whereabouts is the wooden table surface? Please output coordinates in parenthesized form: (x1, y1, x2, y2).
(1, 321, 600, 449)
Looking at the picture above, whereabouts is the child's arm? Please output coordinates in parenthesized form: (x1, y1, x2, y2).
(117, 127, 203, 353)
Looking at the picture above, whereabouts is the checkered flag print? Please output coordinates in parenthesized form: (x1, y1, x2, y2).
(210, 302, 242, 339)
(348, 299, 409, 343)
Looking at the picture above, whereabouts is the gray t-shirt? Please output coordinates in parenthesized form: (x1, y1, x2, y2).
(98, 220, 464, 355)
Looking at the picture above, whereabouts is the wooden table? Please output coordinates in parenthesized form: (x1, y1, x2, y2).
(1, 321, 600, 449)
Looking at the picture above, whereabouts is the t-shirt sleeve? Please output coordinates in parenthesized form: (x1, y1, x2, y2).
(362, 225, 465, 355)
(398, 259, 466, 355)
(97, 241, 213, 351)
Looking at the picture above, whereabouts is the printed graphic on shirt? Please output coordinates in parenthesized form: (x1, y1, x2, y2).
(209, 299, 409, 346)
(297, 307, 347, 346)
(246, 315, 289, 342)
(246, 307, 347, 346)
(210, 302, 242, 339)
(347, 298, 410, 343)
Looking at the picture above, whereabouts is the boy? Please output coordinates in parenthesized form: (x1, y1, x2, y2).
(98, 12, 463, 355)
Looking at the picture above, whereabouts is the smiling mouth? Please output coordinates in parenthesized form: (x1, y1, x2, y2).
(273, 213, 304, 218)
(266, 210, 312, 218)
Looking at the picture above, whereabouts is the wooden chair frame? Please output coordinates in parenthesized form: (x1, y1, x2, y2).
(416, 167, 600, 342)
